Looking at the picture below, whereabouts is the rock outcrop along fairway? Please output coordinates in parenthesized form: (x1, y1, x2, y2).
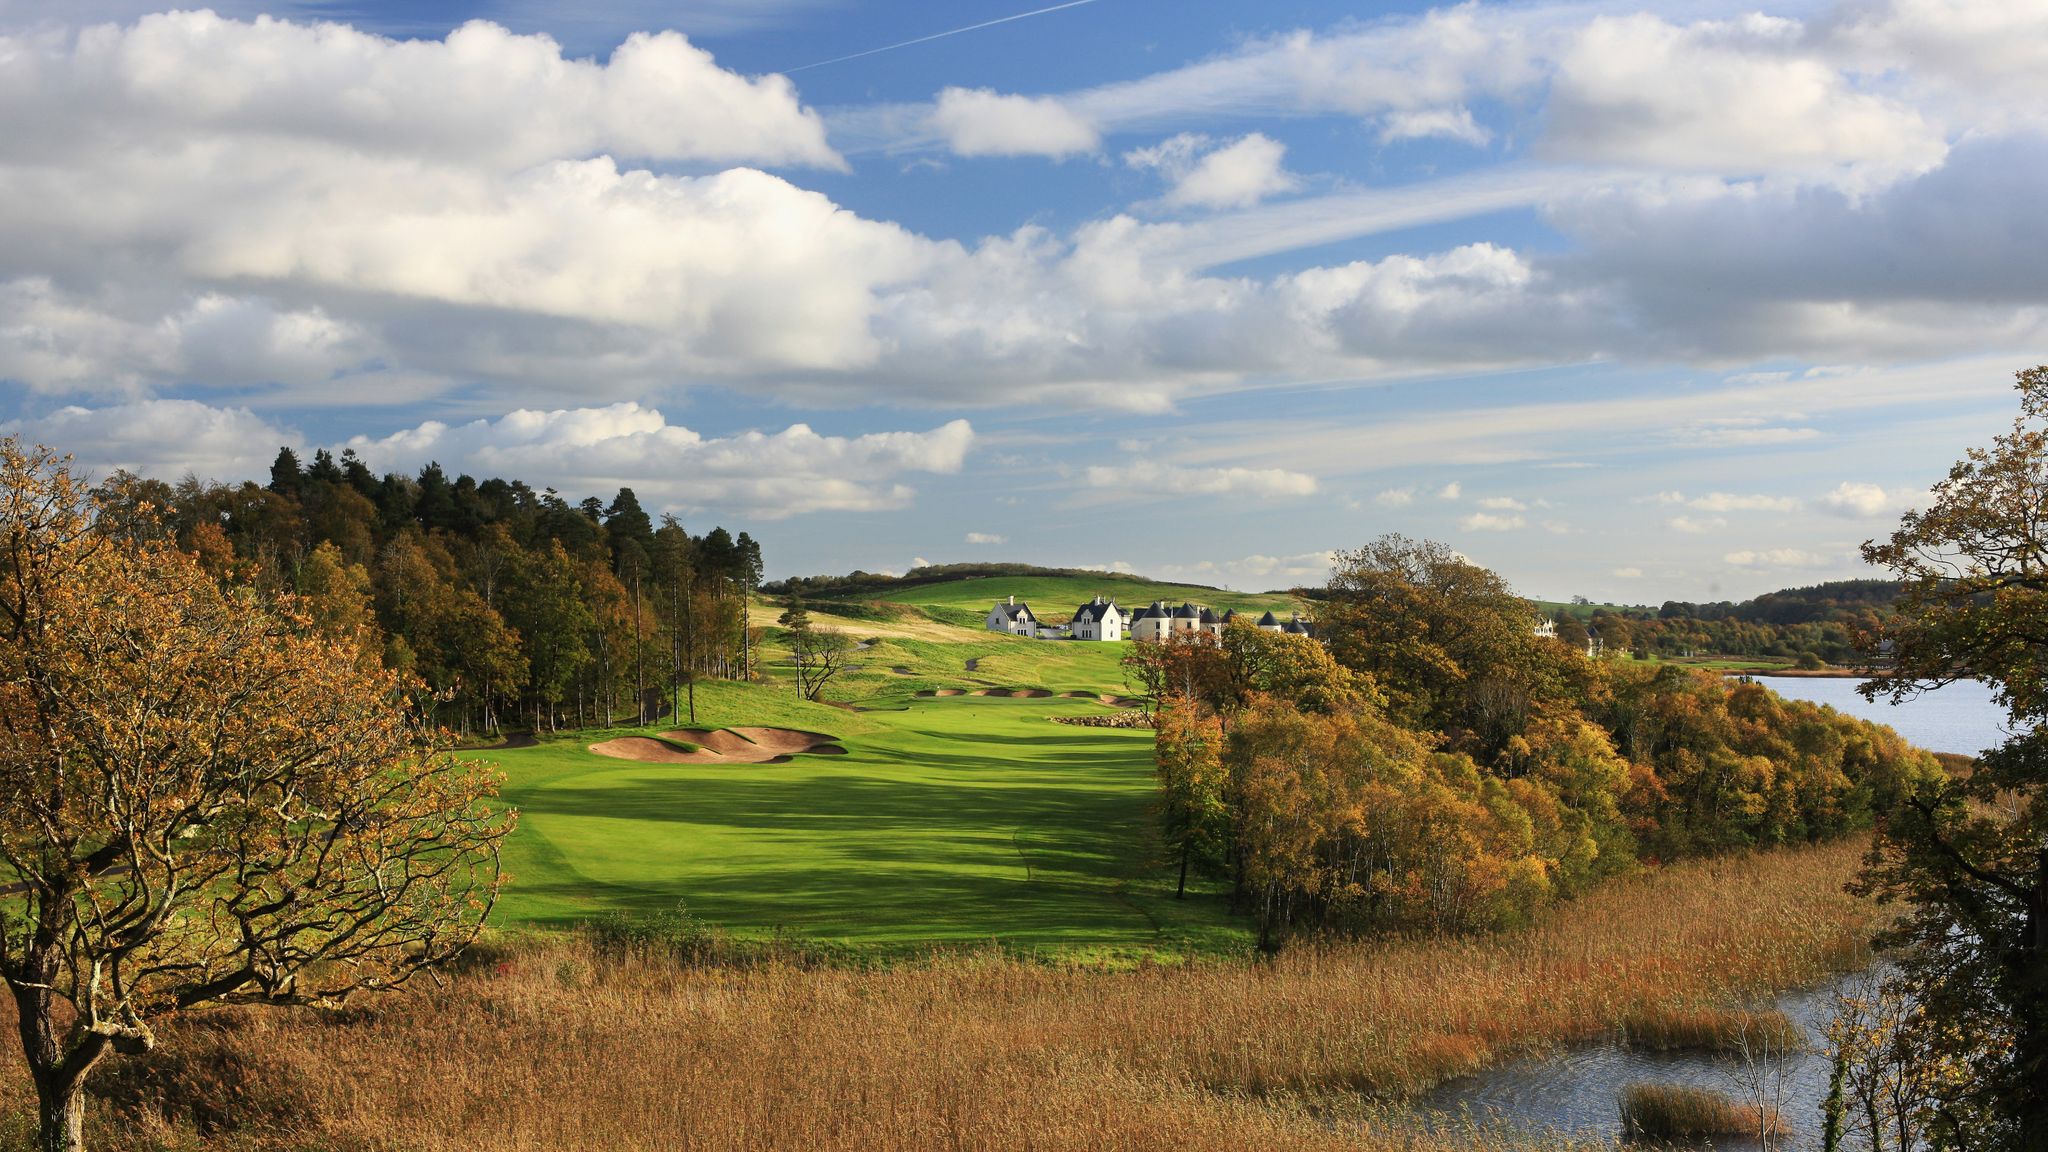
(589, 727, 847, 765)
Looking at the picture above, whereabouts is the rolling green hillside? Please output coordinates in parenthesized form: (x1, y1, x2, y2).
(856, 573, 1302, 626)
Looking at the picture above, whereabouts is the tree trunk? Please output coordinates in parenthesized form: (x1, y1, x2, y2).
(14, 973, 100, 1152)
(36, 1078, 86, 1152)
(1176, 840, 1190, 899)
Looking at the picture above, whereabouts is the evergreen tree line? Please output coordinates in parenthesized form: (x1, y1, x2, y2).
(93, 447, 764, 735)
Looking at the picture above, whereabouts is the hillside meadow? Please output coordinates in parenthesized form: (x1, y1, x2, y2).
(12, 837, 1878, 1151)
(845, 572, 1301, 628)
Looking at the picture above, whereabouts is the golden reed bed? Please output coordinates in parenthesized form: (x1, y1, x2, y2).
(11, 839, 1877, 1152)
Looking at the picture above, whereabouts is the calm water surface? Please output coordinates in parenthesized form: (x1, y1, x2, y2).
(1418, 974, 1866, 1148)
(1749, 675, 2015, 756)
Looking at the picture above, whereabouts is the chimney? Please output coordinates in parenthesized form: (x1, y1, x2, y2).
(1008, 595, 1015, 606)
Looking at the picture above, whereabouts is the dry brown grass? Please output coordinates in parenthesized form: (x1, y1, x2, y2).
(4, 839, 1878, 1152)
(1618, 1004, 1804, 1052)
(1619, 1082, 1777, 1140)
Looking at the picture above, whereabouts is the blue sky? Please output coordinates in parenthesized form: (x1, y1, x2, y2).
(0, 0, 2042, 599)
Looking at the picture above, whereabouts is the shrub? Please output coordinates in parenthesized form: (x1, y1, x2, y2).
(581, 902, 728, 963)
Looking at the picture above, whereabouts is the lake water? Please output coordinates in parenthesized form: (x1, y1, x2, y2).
(1748, 675, 2015, 756)
(1418, 972, 1871, 1148)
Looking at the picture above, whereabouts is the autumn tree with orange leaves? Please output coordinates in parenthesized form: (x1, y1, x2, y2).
(1856, 366, 2048, 1148)
(0, 442, 512, 1152)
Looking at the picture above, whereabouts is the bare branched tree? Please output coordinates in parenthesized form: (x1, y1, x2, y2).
(0, 441, 513, 1152)
(1729, 1010, 1796, 1150)
(779, 602, 853, 702)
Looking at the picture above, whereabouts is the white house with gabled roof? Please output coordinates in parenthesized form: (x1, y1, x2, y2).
(985, 595, 1039, 636)
(1071, 596, 1124, 641)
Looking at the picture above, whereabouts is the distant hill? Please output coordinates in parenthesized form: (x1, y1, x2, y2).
(1572, 578, 1905, 665)
(1653, 579, 1905, 625)
(765, 564, 1301, 625)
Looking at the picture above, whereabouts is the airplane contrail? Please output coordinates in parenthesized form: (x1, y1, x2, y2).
(784, 0, 1105, 73)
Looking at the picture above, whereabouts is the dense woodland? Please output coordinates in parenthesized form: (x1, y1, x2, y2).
(94, 447, 762, 735)
(1134, 537, 1939, 947)
(1566, 580, 1904, 664)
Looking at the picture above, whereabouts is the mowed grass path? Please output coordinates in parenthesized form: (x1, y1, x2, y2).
(474, 688, 1244, 956)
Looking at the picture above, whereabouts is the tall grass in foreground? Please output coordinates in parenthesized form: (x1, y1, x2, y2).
(5, 839, 1877, 1151)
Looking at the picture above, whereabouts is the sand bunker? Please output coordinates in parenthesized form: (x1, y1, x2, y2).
(964, 687, 1054, 698)
(589, 726, 844, 765)
(1058, 691, 1144, 707)
(916, 688, 967, 697)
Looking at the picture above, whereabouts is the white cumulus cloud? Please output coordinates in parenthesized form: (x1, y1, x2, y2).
(1668, 515, 1729, 534)
(1380, 107, 1493, 146)
(1820, 481, 1920, 518)
(1155, 551, 1335, 587)
(1544, 13, 1945, 177)
(329, 405, 975, 518)
(3, 399, 297, 479)
(926, 87, 1098, 158)
(1724, 548, 1835, 568)
(1460, 511, 1525, 531)
(1, 14, 839, 170)
(1083, 460, 1318, 499)
(1126, 132, 1299, 210)
(964, 532, 1007, 545)
(1685, 491, 1803, 513)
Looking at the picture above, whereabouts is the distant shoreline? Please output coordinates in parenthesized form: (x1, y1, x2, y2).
(1722, 668, 1876, 680)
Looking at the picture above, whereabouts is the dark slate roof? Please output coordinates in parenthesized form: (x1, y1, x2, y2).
(1199, 608, 1222, 624)
(1171, 602, 1201, 619)
(991, 601, 1036, 622)
(1220, 609, 1239, 622)
(1073, 599, 1119, 623)
(1128, 601, 1168, 622)
(1256, 611, 1279, 626)
(1282, 620, 1314, 636)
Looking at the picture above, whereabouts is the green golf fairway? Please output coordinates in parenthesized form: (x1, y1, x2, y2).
(475, 684, 1245, 956)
